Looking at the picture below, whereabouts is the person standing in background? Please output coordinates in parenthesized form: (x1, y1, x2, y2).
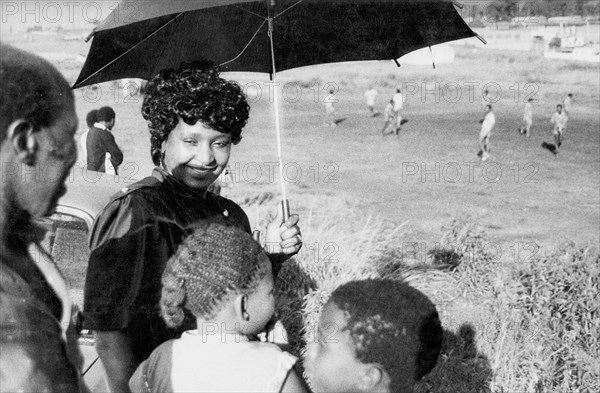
(323, 89, 336, 127)
(550, 103, 569, 153)
(520, 98, 533, 137)
(392, 87, 403, 134)
(364, 86, 378, 117)
(478, 104, 496, 161)
(86, 106, 123, 174)
(563, 93, 573, 116)
(381, 99, 396, 136)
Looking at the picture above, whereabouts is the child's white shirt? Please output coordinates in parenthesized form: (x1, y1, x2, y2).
(130, 330, 297, 393)
(392, 92, 403, 111)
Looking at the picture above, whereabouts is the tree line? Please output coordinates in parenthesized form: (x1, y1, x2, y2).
(463, 0, 599, 21)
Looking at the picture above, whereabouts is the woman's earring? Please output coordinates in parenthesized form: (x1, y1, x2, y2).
(160, 151, 167, 169)
(242, 311, 250, 321)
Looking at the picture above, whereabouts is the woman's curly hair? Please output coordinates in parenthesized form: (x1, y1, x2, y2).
(160, 222, 269, 328)
(142, 61, 250, 165)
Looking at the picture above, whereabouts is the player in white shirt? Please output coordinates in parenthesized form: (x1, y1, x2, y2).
(392, 88, 404, 134)
(380, 99, 396, 136)
(364, 86, 378, 117)
(520, 98, 533, 137)
(550, 103, 569, 151)
(478, 104, 496, 161)
(563, 93, 573, 116)
(323, 89, 336, 127)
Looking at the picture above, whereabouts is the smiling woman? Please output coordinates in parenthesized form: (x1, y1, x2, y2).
(81, 61, 304, 392)
(162, 121, 232, 192)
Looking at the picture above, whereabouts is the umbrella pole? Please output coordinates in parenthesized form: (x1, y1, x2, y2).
(267, 15, 290, 221)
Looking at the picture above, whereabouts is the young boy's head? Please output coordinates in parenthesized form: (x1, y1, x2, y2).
(160, 222, 274, 336)
(305, 279, 443, 393)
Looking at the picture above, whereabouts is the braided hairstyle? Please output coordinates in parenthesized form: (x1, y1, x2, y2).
(160, 222, 269, 328)
(141, 61, 250, 165)
(329, 279, 443, 392)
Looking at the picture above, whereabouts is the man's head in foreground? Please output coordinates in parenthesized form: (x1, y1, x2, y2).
(0, 43, 77, 220)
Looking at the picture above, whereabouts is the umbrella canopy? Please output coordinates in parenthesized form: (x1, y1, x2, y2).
(73, 0, 479, 216)
(74, 0, 477, 88)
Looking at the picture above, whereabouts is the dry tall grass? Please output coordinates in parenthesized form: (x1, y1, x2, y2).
(236, 187, 599, 393)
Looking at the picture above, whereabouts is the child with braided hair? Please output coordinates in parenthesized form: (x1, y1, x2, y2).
(129, 223, 306, 393)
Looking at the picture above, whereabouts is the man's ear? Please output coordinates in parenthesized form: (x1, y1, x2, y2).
(7, 119, 37, 165)
(358, 363, 388, 392)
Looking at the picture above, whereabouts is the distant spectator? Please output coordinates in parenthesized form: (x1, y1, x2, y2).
(381, 99, 396, 136)
(392, 87, 404, 134)
(520, 98, 533, 137)
(323, 89, 336, 127)
(364, 86, 378, 116)
(550, 103, 569, 153)
(478, 104, 495, 161)
(563, 93, 573, 116)
(481, 89, 492, 110)
(86, 106, 123, 174)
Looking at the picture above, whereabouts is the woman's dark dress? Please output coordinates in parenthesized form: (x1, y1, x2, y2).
(82, 167, 251, 363)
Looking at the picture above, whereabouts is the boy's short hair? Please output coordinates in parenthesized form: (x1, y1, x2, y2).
(329, 279, 443, 392)
(96, 106, 115, 122)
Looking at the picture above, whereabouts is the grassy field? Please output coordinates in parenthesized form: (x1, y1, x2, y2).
(5, 31, 599, 392)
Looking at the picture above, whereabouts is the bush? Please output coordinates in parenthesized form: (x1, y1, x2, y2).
(430, 217, 599, 392)
(548, 37, 561, 49)
(515, 244, 600, 392)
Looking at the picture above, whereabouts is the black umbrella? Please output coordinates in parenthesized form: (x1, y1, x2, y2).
(74, 0, 481, 216)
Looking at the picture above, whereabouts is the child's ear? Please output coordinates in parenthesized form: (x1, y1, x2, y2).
(234, 294, 245, 321)
(234, 295, 250, 322)
(358, 364, 389, 392)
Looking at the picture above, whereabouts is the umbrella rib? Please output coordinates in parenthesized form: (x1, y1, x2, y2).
(219, 20, 267, 67)
(77, 13, 184, 86)
(273, 0, 305, 19)
(233, 4, 266, 20)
